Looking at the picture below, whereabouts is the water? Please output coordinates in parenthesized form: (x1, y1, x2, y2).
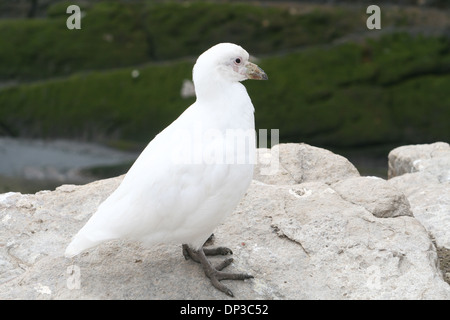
(0, 137, 138, 193)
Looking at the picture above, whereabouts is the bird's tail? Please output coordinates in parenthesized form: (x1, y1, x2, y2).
(65, 201, 120, 258)
(65, 233, 100, 258)
(65, 225, 116, 258)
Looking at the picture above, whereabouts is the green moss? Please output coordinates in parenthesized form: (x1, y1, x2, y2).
(0, 61, 194, 144)
(365, 33, 450, 85)
(0, 1, 148, 81)
(1, 33, 449, 149)
(247, 33, 450, 146)
(0, 1, 360, 81)
(389, 75, 450, 142)
(139, 2, 357, 60)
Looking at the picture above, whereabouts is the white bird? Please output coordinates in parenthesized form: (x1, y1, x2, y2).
(65, 43, 268, 296)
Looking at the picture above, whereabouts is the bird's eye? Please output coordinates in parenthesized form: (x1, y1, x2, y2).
(234, 58, 241, 65)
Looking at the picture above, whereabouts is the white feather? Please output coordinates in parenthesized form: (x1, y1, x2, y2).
(65, 43, 259, 258)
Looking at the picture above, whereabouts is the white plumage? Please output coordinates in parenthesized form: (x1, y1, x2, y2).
(65, 43, 267, 259)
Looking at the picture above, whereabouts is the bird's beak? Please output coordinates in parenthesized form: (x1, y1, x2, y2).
(245, 62, 268, 80)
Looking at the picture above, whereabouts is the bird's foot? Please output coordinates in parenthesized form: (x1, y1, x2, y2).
(182, 235, 232, 261)
(182, 244, 253, 297)
(182, 244, 232, 266)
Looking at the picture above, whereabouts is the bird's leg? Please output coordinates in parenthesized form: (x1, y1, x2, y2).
(182, 244, 232, 269)
(182, 234, 232, 261)
(182, 244, 253, 297)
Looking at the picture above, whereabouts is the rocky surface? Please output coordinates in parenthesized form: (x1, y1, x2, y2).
(387, 142, 450, 284)
(1, 143, 449, 299)
(388, 142, 450, 249)
(254, 143, 360, 185)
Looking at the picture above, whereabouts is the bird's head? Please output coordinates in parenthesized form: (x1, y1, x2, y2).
(193, 43, 268, 86)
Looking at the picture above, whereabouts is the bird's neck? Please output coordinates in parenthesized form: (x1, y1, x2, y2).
(195, 77, 251, 108)
(193, 79, 254, 131)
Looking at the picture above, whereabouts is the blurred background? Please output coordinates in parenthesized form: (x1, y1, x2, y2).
(0, 0, 449, 193)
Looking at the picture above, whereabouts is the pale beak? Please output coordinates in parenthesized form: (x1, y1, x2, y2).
(245, 62, 268, 80)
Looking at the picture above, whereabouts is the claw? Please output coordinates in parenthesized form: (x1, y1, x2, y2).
(182, 243, 252, 296)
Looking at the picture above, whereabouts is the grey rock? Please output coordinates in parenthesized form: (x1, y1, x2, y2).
(388, 142, 450, 249)
(0, 144, 449, 299)
(254, 143, 360, 185)
(388, 141, 450, 180)
(332, 176, 412, 218)
(267, 182, 448, 299)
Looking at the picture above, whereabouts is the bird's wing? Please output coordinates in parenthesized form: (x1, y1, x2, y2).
(65, 104, 252, 256)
